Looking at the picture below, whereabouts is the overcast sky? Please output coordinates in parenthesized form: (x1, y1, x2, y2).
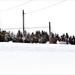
(0, 0, 75, 36)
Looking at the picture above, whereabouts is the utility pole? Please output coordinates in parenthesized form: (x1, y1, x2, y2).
(23, 10, 25, 37)
(49, 22, 51, 42)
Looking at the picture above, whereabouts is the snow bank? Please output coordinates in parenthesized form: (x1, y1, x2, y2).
(0, 42, 75, 52)
(0, 42, 75, 74)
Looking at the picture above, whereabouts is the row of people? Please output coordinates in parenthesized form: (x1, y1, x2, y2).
(0, 29, 75, 45)
(0, 29, 49, 43)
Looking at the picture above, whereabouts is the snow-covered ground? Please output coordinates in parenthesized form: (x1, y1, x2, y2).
(0, 42, 75, 74)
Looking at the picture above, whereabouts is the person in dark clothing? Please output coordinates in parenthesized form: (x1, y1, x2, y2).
(0, 32, 3, 42)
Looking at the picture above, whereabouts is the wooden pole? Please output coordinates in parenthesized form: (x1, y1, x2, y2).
(23, 10, 24, 37)
(49, 22, 51, 42)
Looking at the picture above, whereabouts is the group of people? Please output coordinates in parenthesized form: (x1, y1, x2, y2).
(0, 28, 75, 45)
(16, 30, 49, 43)
(50, 33, 75, 45)
(0, 29, 49, 43)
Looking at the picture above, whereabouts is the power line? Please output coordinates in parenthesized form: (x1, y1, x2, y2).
(1, 26, 48, 30)
(26, 0, 66, 14)
(0, 0, 33, 12)
(26, 26, 48, 29)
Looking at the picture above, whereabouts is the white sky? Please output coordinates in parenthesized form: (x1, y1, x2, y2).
(0, 0, 75, 36)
